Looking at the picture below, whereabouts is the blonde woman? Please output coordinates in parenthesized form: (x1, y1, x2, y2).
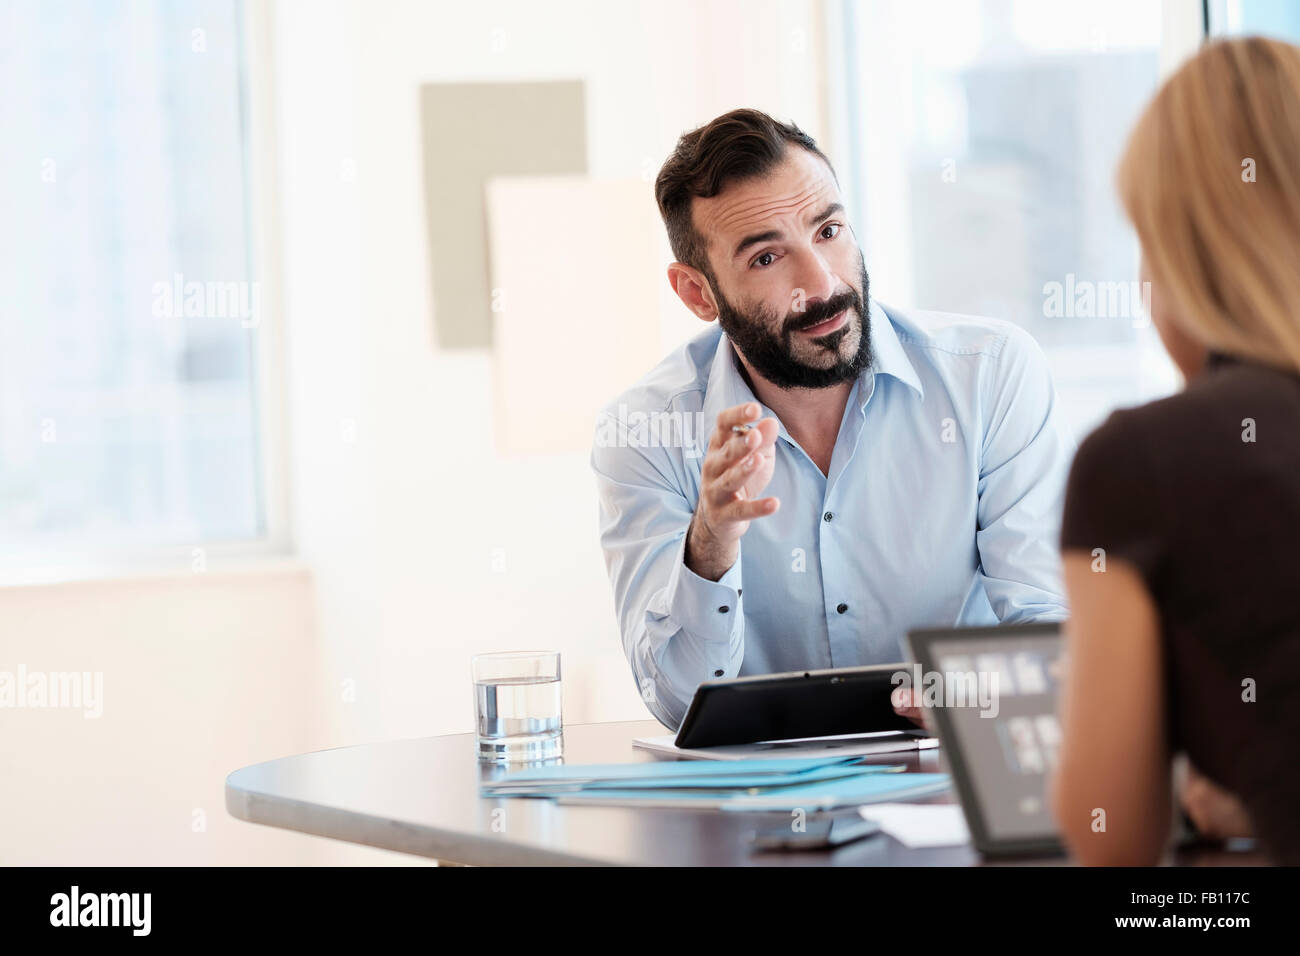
(1051, 36, 1300, 865)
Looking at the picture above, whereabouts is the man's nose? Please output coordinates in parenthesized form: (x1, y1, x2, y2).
(789, 249, 839, 310)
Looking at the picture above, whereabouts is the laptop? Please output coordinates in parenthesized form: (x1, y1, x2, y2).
(905, 622, 1067, 858)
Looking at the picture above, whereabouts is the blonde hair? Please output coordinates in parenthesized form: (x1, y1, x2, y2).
(1117, 36, 1300, 374)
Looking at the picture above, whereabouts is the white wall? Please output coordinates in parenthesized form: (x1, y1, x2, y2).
(2, 564, 311, 864)
(0, 0, 827, 865)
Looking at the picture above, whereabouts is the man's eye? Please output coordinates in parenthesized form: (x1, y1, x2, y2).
(820, 223, 841, 240)
(752, 252, 776, 269)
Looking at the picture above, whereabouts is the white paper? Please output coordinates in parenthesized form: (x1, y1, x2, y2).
(632, 731, 938, 761)
(858, 803, 971, 847)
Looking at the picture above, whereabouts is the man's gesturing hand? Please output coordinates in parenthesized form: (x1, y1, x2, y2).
(685, 402, 781, 581)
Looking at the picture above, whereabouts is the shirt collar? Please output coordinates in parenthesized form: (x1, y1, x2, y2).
(699, 298, 924, 443)
(868, 299, 925, 401)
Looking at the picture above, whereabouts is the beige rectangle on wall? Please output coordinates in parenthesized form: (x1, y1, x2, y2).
(485, 176, 664, 455)
(420, 81, 587, 350)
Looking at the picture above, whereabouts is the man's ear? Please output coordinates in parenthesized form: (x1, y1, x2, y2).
(667, 262, 719, 322)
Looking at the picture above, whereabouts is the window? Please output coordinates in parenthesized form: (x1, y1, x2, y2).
(1208, 0, 1300, 40)
(0, 0, 271, 575)
(831, 0, 1186, 442)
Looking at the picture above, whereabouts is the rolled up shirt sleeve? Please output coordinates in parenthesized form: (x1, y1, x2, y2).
(590, 411, 744, 729)
(974, 323, 1075, 622)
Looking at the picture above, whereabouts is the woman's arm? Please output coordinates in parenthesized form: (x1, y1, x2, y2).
(1049, 551, 1171, 865)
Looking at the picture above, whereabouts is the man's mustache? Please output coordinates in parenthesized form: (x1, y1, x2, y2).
(784, 289, 861, 334)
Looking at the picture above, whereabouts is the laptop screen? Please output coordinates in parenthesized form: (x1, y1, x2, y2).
(909, 624, 1064, 851)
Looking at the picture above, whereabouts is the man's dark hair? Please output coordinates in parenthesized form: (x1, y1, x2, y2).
(654, 108, 836, 282)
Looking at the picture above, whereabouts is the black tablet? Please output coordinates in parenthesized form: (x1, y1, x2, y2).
(673, 663, 927, 749)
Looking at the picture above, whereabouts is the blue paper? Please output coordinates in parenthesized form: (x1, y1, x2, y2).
(490, 755, 866, 783)
(554, 772, 952, 811)
(484, 761, 904, 794)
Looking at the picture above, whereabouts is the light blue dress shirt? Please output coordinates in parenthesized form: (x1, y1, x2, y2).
(590, 299, 1073, 730)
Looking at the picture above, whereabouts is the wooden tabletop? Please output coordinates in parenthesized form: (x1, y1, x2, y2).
(225, 719, 1264, 866)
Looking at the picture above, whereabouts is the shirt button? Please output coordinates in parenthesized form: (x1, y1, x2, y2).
(718, 605, 730, 613)
(823, 511, 833, 522)
(714, 669, 724, 677)
(737, 588, 742, 597)
(836, 603, 848, 614)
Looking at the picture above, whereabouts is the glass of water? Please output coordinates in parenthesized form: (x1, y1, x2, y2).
(472, 650, 563, 762)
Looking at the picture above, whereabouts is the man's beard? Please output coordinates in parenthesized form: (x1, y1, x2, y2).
(711, 260, 872, 390)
